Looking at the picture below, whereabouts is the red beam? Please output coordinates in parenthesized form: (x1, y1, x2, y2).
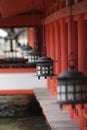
(0, 90, 34, 94)
(0, 14, 42, 27)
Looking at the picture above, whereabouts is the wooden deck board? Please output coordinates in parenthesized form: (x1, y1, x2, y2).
(34, 88, 79, 130)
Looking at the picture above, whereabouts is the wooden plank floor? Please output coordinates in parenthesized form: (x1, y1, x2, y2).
(34, 88, 79, 130)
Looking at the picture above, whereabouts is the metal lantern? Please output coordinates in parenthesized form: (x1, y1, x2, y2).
(28, 48, 40, 63)
(36, 56, 54, 79)
(57, 66, 87, 108)
(21, 45, 32, 59)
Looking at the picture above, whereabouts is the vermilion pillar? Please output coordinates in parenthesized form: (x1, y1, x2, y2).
(59, 19, 68, 110)
(68, 20, 78, 70)
(77, 15, 87, 130)
(28, 28, 36, 48)
(49, 23, 56, 96)
(67, 19, 78, 119)
(49, 23, 55, 59)
(60, 19, 68, 72)
(72, 21, 78, 69)
(46, 24, 50, 57)
(46, 24, 51, 90)
(78, 15, 87, 76)
(53, 21, 61, 98)
(54, 20, 61, 75)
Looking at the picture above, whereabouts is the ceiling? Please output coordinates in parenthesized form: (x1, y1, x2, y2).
(0, 0, 61, 18)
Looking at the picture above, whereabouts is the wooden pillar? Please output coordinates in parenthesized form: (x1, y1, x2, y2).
(46, 24, 50, 57)
(72, 21, 78, 69)
(79, 107, 84, 130)
(28, 28, 36, 48)
(78, 15, 87, 76)
(53, 21, 61, 98)
(60, 19, 68, 72)
(46, 24, 51, 90)
(68, 19, 78, 70)
(49, 23, 55, 59)
(67, 19, 78, 118)
(54, 20, 61, 74)
(49, 23, 56, 96)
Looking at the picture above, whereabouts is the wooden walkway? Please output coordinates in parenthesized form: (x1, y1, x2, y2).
(34, 88, 79, 130)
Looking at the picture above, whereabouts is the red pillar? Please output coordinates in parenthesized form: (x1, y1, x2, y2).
(68, 20, 78, 70)
(60, 19, 68, 72)
(78, 106, 84, 130)
(49, 23, 55, 59)
(53, 21, 61, 98)
(54, 20, 61, 75)
(28, 28, 36, 48)
(72, 21, 78, 69)
(49, 23, 56, 96)
(67, 19, 78, 119)
(46, 24, 50, 57)
(46, 24, 51, 90)
(78, 15, 87, 76)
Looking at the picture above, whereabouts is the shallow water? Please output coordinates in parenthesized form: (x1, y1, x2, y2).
(0, 94, 51, 130)
(0, 116, 51, 130)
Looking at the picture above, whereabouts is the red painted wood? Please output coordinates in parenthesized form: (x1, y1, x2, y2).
(28, 28, 36, 48)
(46, 23, 56, 95)
(0, 68, 36, 73)
(60, 19, 68, 72)
(68, 105, 74, 119)
(54, 20, 61, 74)
(78, 15, 87, 76)
(0, 89, 34, 94)
(67, 19, 78, 70)
(72, 21, 78, 70)
(46, 24, 50, 57)
(46, 24, 52, 91)
(49, 23, 55, 59)
(46, 24, 51, 90)
(0, 14, 42, 27)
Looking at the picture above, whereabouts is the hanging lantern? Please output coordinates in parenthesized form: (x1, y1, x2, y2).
(57, 65, 87, 108)
(21, 45, 32, 59)
(27, 0, 40, 64)
(57, 1, 87, 109)
(36, 56, 55, 79)
(36, 0, 57, 79)
(28, 48, 40, 63)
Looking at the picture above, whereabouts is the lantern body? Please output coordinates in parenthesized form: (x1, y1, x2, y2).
(28, 49, 40, 63)
(36, 56, 54, 79)
(57, 68, 87, 107)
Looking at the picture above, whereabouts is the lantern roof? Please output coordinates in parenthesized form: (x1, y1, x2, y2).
(36, 56, 53, 63)
(21, 45, 32, 50)
(58, 67, 86, 79)
(28, 48, 40, 54)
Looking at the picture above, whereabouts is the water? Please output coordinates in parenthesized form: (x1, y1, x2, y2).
(0, 94, 51, 130)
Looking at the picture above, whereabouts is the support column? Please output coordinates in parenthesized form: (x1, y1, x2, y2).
(60, 19, 68, 72)
(66, 18, 78, 118)
(78, 15, 87, 76)
(28, 28, 36, 48)
(54, 20, 61, 75)
(46, 24, 51, 90)
(68, 19, 78, 70)
(49, 23, 56, 96)
(53, 21, 61, 98)
(46, 24, 50, 57)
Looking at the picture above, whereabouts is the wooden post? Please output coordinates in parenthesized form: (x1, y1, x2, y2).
(78, 15, 87, 76)
(28, 28, 36, 48)
(60, 19, 68, 72)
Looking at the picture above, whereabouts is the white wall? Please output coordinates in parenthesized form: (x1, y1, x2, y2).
(0, 73, 46, 90)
